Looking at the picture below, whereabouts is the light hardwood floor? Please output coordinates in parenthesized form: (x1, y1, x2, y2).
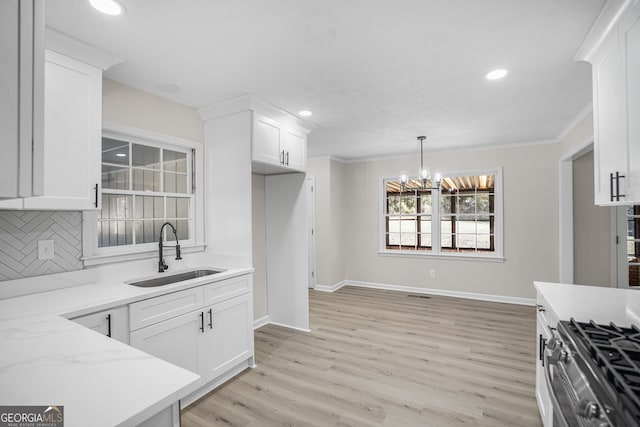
(181, 286, 542, 427)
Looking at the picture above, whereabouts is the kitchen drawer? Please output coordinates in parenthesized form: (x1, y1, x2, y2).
(70, 305, 129, 344)
(203, 274, 252, 306)
(130, 287, 204, 331)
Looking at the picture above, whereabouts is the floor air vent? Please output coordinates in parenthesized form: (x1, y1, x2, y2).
(408, 294, 431, 299)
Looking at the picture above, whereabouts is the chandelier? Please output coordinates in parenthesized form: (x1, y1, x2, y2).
(400, 136, 442, 191)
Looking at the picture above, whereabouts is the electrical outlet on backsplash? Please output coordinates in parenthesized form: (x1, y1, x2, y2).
(0, 211, 83, 281)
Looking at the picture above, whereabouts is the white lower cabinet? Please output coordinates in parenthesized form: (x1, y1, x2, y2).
(201, 294, 252, 381)
(129, 274, 254, 401)
(535, 294, 557, 427)
(130, 309, 203, 378)
(70, 305, 129, 344)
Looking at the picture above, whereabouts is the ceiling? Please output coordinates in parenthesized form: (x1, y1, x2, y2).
(45, 0, 605, 161)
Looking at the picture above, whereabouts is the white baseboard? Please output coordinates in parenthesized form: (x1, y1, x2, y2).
(253, 316, 311, 332)
(314, 280, 347, 293)
(321, 279, 536, 306)
(268, 321, 311, 333)
(253, 315, 269, 330)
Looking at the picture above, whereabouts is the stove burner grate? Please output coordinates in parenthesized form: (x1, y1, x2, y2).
(568, 319, 640, 426)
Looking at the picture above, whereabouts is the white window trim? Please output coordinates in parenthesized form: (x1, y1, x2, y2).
(82, 121, 206, 266)
(378, 167, 504, 261)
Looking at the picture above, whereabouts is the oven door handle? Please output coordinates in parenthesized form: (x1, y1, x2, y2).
(543, 354, 571, 427)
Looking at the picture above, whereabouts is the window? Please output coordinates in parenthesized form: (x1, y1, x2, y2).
(381, 169, 503, 259)
(99, 137, 192, 247)
(82, 124, 204, 265)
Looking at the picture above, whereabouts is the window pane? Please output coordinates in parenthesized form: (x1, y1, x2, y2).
(166, 219, 189, 241)
(135, 196, 164, 219)
(132, 144, 160, 169)
(457, 195, 476, 214)
(166, 197, 189, 219)
(456, 234, 476, 249)
(441, 233, 452, 248)
(98, 220, 132, 247)
(132, 168, 161, 192)
(477, 234, 492, 249)
(164, 150, 187, 173)
(477, 194, 490, 214)
(387, 196, 401, 214)
(419, 233, 432, 248)
(102, 138, 129, 165)
(102, 164, 129, 190)
(420, 216, 432, 234)
(441, 217, 452, 233)
(134, 220, 166, 244)
(420, 193, 432, 214)
(400, 195, 416, 214)
(388, 216, 401, 233)
(164, 172, 188, 194)
(388, 233, 401, 246)
(441, 195, 452, 214)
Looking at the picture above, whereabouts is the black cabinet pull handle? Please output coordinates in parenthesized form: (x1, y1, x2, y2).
(106, 314, 112, 338)
(94, 183, 99, 208)
(199, 312, 204, 333)
(208, 308, 213, 329)
(536, 304, 545, 312)
(286, 151, 289, 166)
(610, 172, 615, 202)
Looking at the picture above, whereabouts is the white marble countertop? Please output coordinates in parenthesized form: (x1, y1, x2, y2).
(0, 265, 253, 427)
(534, 281, 640, 327)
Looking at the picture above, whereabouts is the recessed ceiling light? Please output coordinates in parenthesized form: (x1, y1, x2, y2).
(299, 110, 313, 117)
(116, 153, 127, 157)
(485, 69, 508, 80)
(89, 0, 124, 16)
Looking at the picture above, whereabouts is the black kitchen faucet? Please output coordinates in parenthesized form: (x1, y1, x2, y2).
(158, 222, 182, 272)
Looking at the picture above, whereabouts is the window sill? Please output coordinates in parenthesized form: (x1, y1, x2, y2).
(378, 250, 505, 262)
(82, 244, 207, 267)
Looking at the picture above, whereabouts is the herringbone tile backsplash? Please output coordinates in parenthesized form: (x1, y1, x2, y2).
(0, 211, 83, 281)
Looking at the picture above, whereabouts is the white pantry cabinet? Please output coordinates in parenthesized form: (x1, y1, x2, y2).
(582, 2, 640, 205)
(252, 112, 307, 173)
(0, 0, 44, 200)
(70, 305, 129, 344)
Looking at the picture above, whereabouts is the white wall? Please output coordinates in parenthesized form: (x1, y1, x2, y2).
(251, 174, 268, 319)
(102, 78, 203, 142)
(573, 150, 612, 286)
(323, 143, 560, 300)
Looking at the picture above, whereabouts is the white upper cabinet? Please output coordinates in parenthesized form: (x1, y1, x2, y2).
(282, 127, 307, 171)
(252, 113, 282, 166)
(252, 112, 307, 173)
(0, 0, 44, 200)
(579, 1, 640, 205)
(22, 50, 102, 210)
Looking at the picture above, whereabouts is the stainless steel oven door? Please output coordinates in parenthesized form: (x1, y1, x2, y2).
(543, 336, 613, 427)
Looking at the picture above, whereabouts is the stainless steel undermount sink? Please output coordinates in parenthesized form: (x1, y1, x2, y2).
(127, 269, 225, 288)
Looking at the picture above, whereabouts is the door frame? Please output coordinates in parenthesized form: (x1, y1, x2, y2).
(305, 176, 317, 289)
(558, 137, 593, 284)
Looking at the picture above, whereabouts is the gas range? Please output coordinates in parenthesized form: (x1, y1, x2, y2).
(544, 319, 640, 427)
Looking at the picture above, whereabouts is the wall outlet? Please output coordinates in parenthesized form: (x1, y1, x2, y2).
(38, 240, 55, 260)
(429, 269, 436, 278)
